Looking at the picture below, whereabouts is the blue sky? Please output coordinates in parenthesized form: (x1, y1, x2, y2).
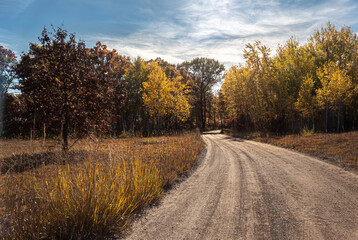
(1, 0, 358, 68)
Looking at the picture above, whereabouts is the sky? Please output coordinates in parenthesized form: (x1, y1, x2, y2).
(1, 0, 358, 69)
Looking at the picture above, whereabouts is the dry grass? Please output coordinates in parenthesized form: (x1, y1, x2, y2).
(238, 131, 358, 170)
(0, 132, 204, 239)
(0, 139, 62, 159)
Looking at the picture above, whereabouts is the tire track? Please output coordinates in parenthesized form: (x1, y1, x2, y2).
(122, 131, 358, 240)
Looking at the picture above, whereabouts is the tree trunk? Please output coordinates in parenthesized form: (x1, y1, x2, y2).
(157, 115, 161, 135)
(325, 101, 328, 133)
(116, 114, 121, 136)
(43, 122, 46, 142)
(337, 107, 340, 133)
(291, 112, 294, 134)
(62, 115, 68, 152)
(203, 91, 206, 131)
(200, 86, 204, 130)
(31, 112, 36, 141)
(63, 90, 69, 152)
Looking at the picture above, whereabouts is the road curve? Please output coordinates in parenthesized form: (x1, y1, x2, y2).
(122, 132, 358, 240)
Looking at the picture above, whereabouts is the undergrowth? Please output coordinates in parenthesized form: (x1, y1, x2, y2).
(300, 127, 315, 136)
(227, 130, 358, 170)
(263, 131, 358, 170)
(0, 132, 204, 239)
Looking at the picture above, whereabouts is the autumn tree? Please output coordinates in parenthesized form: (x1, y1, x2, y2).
(2, 94, 29, 137)
(316, 62, 355, 132)
(170, 75, 190, 123)
(142, 62, 190, 134)
(223, 41, 313, 132)
(311, 23, 358, 129)
(178, 57, 224, 130)
(142, 62, 173, 133)
(209, 94, 219, 128)
(150, 57, 179, 80)
(221, 65, 252, 130)
(272, 38, 315, 132)
(308, 22, 358, 74)
(295, 75, 318, 129)
(90, 41, 131, 135)
(221, 22, 358, 134)
(217, 90, 226, 130)
(152, 57, 192, 130)
(0, 46, 17, 135)
(0, 46, 16, 94)
(122, 57, 150, 134)
(243, 41, 276, 131)
(16, 27, 113, 151)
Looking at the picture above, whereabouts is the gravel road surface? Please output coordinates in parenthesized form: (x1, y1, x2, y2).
(123, 131, 358, 239)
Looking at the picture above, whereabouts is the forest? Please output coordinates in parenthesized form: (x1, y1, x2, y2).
(0, 26, 224, 151)
(222, 22, 358, 134)
(1, 22, 358, 147)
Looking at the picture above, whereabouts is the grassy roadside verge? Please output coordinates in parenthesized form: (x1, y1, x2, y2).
(0, 132, 204, 239)
(225, 130, 358, 171)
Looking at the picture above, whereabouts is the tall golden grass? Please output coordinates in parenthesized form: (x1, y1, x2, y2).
(0, 132, 204, 239)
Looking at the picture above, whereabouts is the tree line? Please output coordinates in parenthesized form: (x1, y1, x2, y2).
(0, 26, 224, 150)
(221, 22, 358, 134)
(1, 22, 358, 149)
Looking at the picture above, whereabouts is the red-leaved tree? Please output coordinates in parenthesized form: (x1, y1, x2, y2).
(16, 27, 114, 151)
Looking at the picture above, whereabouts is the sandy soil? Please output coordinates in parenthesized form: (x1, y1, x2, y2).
(122, 131, 358, 240)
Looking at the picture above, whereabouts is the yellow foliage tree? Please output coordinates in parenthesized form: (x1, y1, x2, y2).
(222, 66, 247, 118)
(295, 75, 318, 129)
(316, 62, 354, 131)
(142, 62, 190, 132)
(142, 62, 172, 119)
(170, 75, 190, 122)
(220, 22, 358, 133)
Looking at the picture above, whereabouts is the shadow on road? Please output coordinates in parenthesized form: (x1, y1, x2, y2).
(202, 130, 245, 142)
(202, 131, 222, 135)
(222, 136, 245, 142)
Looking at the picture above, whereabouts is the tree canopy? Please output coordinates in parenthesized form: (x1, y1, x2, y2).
(178, 57, 225, 130)
(221, 22, 358, 133)
(4, 22, 358, 143)
(16, 27, 115, 150)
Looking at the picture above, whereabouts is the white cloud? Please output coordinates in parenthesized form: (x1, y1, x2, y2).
(0, 42, 9, 48)
(0, 26, 27, 56)
(85, 0, 358, 69)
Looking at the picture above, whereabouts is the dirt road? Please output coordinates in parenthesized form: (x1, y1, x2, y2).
(123, 131, 358, 239)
